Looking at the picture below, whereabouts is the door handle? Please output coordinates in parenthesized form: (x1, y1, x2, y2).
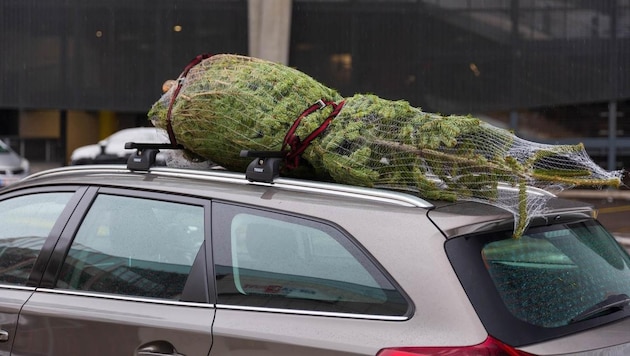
(136, 340, 185, 356)
(0, 330, 8, 342)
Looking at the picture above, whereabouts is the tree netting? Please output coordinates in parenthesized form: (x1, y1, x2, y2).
(149, 54, 624, 237)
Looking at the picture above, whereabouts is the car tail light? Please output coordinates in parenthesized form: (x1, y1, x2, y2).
(376, 336, 535, 356)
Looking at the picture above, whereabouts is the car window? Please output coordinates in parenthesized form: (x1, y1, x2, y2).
(447, 219, 630, 346)
(57, 194, 205, 301)
(213, 203, 408, 316)
(482, 221, 630, 327)
(0, 193, 73, 285)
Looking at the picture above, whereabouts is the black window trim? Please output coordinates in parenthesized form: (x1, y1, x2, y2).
(211, 200, 414, 320)
(215, 303, 410, 321)
(42, 186, 214, 304)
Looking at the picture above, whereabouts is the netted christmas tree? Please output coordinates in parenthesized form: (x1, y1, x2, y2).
(149, 54, 624, 237)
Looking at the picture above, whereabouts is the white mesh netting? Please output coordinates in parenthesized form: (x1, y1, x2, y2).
(149, 54, 624, 237)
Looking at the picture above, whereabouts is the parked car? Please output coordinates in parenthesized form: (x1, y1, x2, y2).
(1, 147, 630, 355)
(0, 139, 29, 188)
(69, 127, 169, 165)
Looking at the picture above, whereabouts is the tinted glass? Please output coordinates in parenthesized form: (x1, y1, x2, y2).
(483, 221, 630, 327)
(447, 218, 630, 346)
(213, 203, 408, 316)
(0, 193, 72, 285)
(57, 194, 205, 300)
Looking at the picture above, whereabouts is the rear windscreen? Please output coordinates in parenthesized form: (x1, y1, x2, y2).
(447, 219, 630, 346)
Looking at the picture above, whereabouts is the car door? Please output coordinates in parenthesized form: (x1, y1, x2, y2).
(209, 202, 411, 355)
(11, 187, 215, 356)
(0, 187, 81, 355)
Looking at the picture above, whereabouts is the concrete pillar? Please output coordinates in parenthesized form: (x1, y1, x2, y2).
(248, 0, 292, 64)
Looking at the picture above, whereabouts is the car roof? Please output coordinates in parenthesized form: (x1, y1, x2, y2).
(14, 164, 435, 210)
(13, 163, 595, 239)
(428, 198, 594, 237)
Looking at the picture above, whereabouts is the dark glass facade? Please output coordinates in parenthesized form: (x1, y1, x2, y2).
(290, 1, 629, 112)
(0, 0, 248, 112)
(1, 0, 629, 170)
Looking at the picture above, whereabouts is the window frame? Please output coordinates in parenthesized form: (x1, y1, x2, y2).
(44, 187, 214, 304)
(211, 200, 412, 319)
(0, 185, 88, 288)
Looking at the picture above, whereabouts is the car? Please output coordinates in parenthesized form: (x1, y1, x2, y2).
(1, 145, 630, 355)
(69, 127, 169, 165)
(0, 139, 29, 188)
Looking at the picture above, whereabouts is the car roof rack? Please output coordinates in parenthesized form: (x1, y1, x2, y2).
(122, 144, 553, 207)
(125, 142, 183, 171)
(125, 143, 286, 184)
(240, 150, 285, 183)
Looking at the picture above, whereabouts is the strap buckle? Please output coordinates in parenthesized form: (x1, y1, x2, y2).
(315, 99, 326, 109)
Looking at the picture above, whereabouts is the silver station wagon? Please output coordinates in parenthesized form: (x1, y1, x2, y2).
(1, 146, 630, 355)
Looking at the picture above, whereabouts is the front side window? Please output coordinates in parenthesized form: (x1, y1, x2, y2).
(57, 194, 205, 300)
(0, 193, 73, 285)
(213, 203, 408, 316)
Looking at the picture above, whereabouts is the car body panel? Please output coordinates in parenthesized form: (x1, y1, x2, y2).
(4, 164, 630, 355)
(520, 317, 630, 355)
(12, 291, 214, 355)
(0, 288, 35, 355)
(211, 309, 405, 356)
(210, 198, 489, 356)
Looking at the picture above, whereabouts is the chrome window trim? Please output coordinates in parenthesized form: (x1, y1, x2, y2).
(34, 288, 215, 308)
(0, 284, 36, 291)
(215, 303, 409, 321)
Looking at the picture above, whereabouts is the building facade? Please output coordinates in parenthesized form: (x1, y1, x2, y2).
(1, 0, 629, 171)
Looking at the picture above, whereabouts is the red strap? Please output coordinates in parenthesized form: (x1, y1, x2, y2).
(282, 99, 345, 169)
(165, 53, 213, 146)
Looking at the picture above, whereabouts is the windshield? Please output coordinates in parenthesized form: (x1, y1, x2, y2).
(0, 142, 10, 154)
(482, 220, 630, 328)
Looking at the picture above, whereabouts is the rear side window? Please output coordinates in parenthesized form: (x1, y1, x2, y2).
(57, 194, 205, 301)
(213, 203, 408, 317)
(0, 193, 73, 285)
(447, 219, 630, 346)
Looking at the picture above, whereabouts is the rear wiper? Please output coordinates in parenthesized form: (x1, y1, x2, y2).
(571, 293, 630, 323)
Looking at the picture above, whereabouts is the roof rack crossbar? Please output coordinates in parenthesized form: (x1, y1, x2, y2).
(124, 142, 183, 150)
(125, 142, 184, 171)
